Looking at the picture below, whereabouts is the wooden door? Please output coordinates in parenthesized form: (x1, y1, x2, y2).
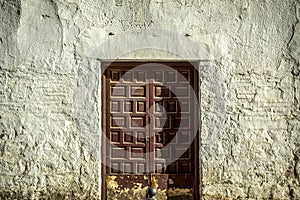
(102, 62, 199, 200)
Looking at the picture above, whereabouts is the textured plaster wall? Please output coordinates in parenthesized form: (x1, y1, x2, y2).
(0, 0, 300, 199)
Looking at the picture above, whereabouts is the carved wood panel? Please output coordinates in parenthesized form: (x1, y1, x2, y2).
(152, 67, 195, 175)
(107, 67, 150, 174)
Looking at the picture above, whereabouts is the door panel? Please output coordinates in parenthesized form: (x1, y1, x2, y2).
(102, 62, 199, 200)
(107, 68, 150, 175)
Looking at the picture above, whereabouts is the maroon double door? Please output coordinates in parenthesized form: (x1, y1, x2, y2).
(102, 62, 199, 199)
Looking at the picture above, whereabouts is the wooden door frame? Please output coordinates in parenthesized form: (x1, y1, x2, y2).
(101, 60, 201, 200)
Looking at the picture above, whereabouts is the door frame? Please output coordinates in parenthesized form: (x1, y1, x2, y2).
(100, 60, 201, 199)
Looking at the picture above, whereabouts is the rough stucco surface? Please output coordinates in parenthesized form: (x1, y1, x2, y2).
(0, 0, 299, 199)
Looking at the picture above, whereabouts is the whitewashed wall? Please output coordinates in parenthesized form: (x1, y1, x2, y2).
(0, 0, 299, 199)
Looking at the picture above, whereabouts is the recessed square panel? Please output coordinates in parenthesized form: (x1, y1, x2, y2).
(131, 148, 145, 158)
(111, 86, 126, 97)
(131, 117, 145, 127)
(155, 148, 169, 159)
(111, 117, 126, 127)
(122, 71, 133, 81)
(111, 163, 120, 173)
(165, 71, 176, 82)
(155, 86, 169, 97)
(124, 101, 133, 112)
(131, 86, 145, 97)
(174, 86, 189, 97)
(155, 163, 165, 173)
(175, 148, 190, 159)
(124, 163, 132, 173)
(174, 116, 189, 128)
(167, 163, 177, 174)
(137, 132, 146, 143)
(165, 132, 176, 144)
(111, 131, 120, 143)
(155, 117, 169, 129)
(111, 101, 120, 112)
(137, 101, 146, 112)
(111, 147, 126, 158)
(167, 101, 177, 112)
(178, 162, 190, 173)
(155, 101, 164, 112)
(180, 101, 190, 112)
(137, 163, 146, 173)
(135, 71, 146, 82)
(154, 71, 163, 82)
(124, 132, 133, 143)
(111, 71, 120, 81)
(155, 133, 163, 144)
(178, 70, 189, 82)
(178, 132, 190, 144)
